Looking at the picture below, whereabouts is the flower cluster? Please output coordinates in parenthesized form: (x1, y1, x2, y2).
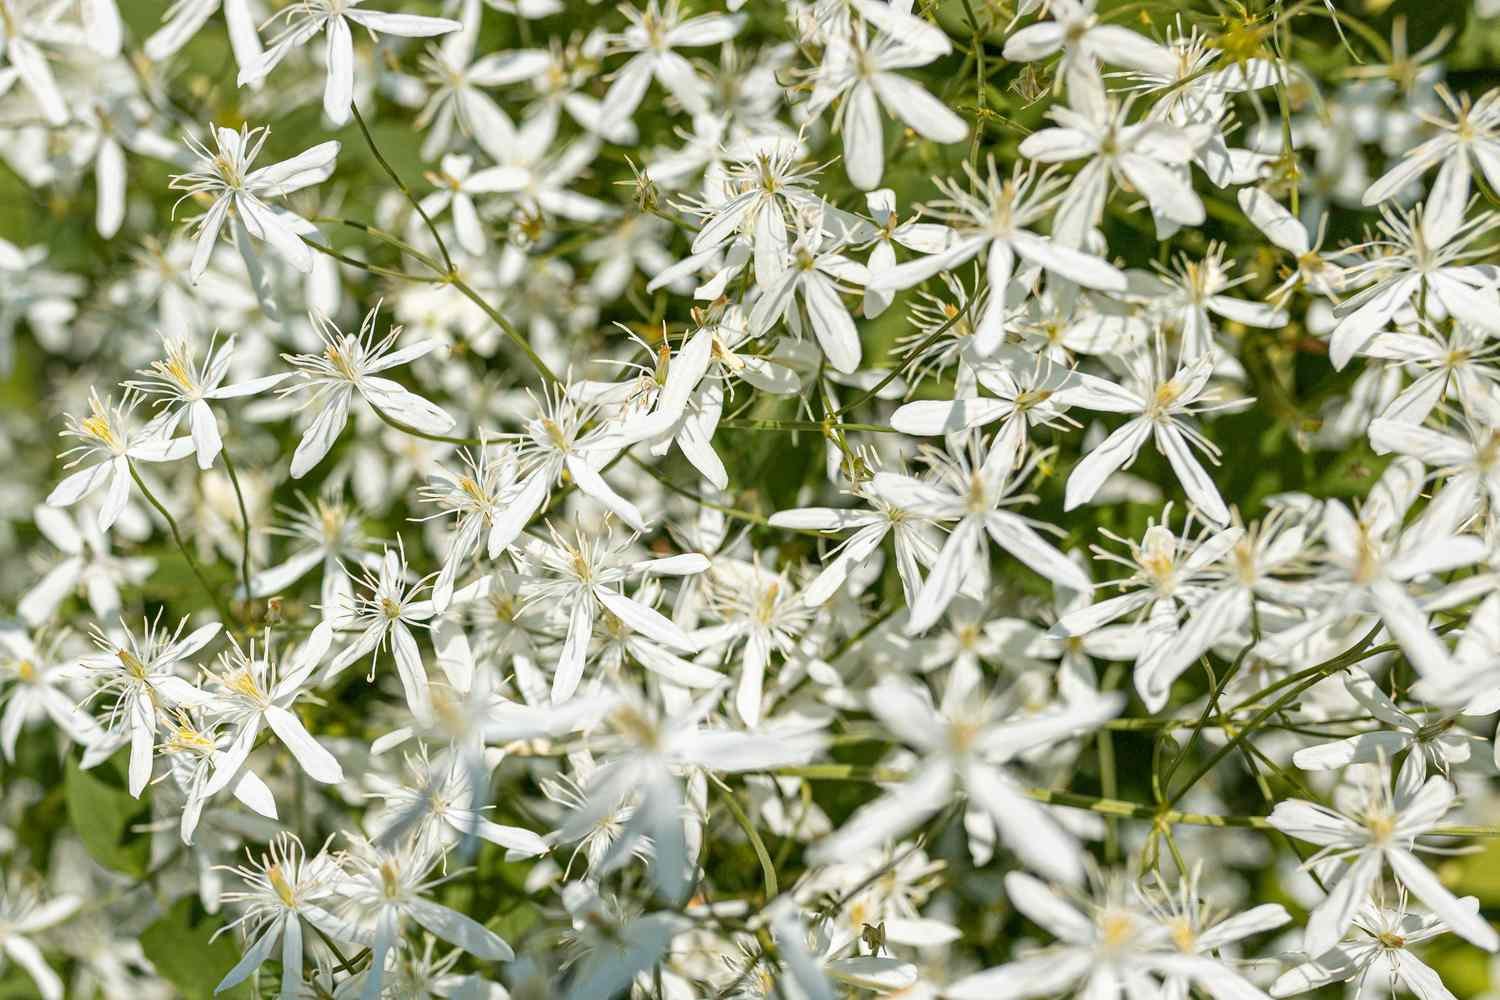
(3, 0, 1500, 998)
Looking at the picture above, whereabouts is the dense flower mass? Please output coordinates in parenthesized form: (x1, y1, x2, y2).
(6, 0, 1500, 997)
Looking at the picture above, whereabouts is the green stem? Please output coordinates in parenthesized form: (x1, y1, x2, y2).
(128, 459, 238, 626)
(219, 446, 255, 609)
(713, 777, 778, 900)
(351, 103, 454, 275)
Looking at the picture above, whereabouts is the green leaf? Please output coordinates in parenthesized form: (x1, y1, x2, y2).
(64, 752, 150, 878)
(139, 898, 253, 1000)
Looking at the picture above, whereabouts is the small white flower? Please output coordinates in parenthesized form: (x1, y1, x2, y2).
(237, 0, 460, 125)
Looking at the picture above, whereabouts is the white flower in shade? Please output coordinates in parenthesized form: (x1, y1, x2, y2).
(418, 442, 522, 612)
(946, 871, 1163, 999)
(335, 837, 513, 1000)
(216, 833, 347, 999)
(806, 7, 964, 190)
(1293, 671, 1473, 792)
(750, 217, 870, 374)
(243, 492, 376, 616)
(0, 0, 79, 125)
(694, 558, 815, 727)
(414, 1, 541, 158)
(557, 883, 690, 1000)
(416, 154, 506, 257)
(237, 0, 460, 125)
(1271, 895, 1477, 999)
(1141, 242, 1290, 360)
(1062, 344, 1241, 526)
(600, 0, 745, 120)
(169, 125, 339, 281)
(806, 674, 1121, 885)
(1237, 188, 1346, 300)
(47, 390, 195, 533)
(560, 691, 824, 902)
(876, 436, 1092, 635)
(866, 161, 1126, 355)
(0, 882, 81, 1000)
(128, 334, 289, 470)
(771, 903, 918, 999)
(1412, 593, 1500, 757)
(281, 308, 454, 479)
(80, 615, 220, 797)
(0, 627, 102, 761)
(1268, 771, 1499, 957)
(201, 628, 344, 798)
(18, 504, 153, 627)
(520, 522, 706, 703)
(365, 747, 549, 858)
(324, 546, 437, 718)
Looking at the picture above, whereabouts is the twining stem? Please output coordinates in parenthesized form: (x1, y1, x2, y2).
(351, 104, 454, 276)
(128, 459, 238, 626)
(220, 445, 255, 608)
(713, 776, 778, 900)
(343, 105, 562, 388)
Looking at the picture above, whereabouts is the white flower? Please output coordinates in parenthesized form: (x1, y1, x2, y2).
(47, 391, 195, 533)
(281, 308, 454, 479)
(1294, 671, 1472, 795)
(1001, 0, 1178, 95)
(601, 0, 744, 120)
(1269, 771, 1499, 956)
(216, 833, 347, 998)
(1271, 895, 1478, 999)
(806, 8, 963, 190)
(128, 334, 289, 470)
(877, 436, 1091, 635)
(145, 0, 264, 67)
(80, 614, 220, 797)
(325, 546, 438, 717)
(366, 747, 548, 858)
(201, 629, 344, 796)
(519, 522, 706, 703)
(0, 0, 79, 125)
(18, 504, 152, 627)
(866, 161, 1126, 355)
(0, 627, 102, 761)
(559, 691, 823, 902)
(1329, 205, 1500, 369)
(750, 218, 870, 374)
(806, 674, 1121, 885)
(1019, 90, 1206, 244)
(169, 125, 340, 281)
(237, 0, 460, 125)
(335, 837, 513, 1000)
(1062, 344, 1240, 525)
(0, 882, 81, 1000)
